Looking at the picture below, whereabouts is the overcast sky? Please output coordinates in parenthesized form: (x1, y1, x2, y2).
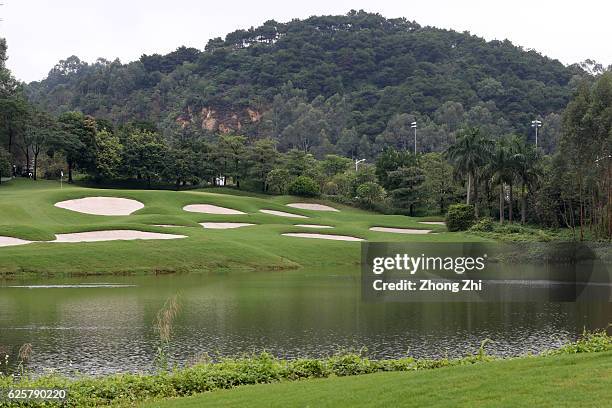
(1, 0, 611, 83)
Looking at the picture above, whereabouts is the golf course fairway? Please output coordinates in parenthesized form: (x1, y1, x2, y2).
(141, 351, 612, 408)
(0, 179, 481, 276)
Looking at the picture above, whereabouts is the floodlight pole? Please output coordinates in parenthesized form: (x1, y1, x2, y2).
(411, 121, 417, 154)
(355, 158, 365, 172)
(531, 119, 542, 148)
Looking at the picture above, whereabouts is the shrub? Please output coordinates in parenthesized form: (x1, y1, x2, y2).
(322, 181, 339, 195)
(445, 204, 475, 231)
(266, 169, 292, 194)
(547, 328, 612, 355)
(288, 176, 320, 197)
(356, 182, 386, 205)
(470, 217, 495, 232)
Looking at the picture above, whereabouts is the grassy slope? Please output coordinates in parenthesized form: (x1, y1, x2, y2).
(0, 179, 483, 275)
(142, 351, 612, 408)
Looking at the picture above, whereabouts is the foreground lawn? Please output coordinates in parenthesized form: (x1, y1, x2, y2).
(142, 351, 612, 408)
(0, 179, 482, 275)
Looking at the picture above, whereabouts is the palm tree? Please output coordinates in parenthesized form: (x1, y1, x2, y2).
(445, 127, 493, 215)
(511, 137, 541, 224)
(488, 138, 513, 224)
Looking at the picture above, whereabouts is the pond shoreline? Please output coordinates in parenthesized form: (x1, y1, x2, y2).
(1, 330, 610, 407)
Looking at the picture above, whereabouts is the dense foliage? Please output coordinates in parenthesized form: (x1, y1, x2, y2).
(0, 12, 609, 240)
(287, 175, 320, 197)
(24, 11, 586, 157)
(445, 204, 476, 231)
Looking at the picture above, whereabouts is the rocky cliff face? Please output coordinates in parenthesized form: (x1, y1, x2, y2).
(176, 106, 262, 134)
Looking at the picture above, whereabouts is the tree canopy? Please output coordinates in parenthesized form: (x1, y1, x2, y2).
(25, 11, 587, 157)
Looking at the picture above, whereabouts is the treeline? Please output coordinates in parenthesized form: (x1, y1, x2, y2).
(25, 11, 588, 157)
(2, 74, 611, 240)
(442, 73, 611, 239)
(1, 14, 609, 240)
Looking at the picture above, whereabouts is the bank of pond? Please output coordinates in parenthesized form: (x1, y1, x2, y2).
(0, 330, 610, 407)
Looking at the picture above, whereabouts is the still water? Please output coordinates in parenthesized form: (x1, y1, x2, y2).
(1, 269, 610, 375)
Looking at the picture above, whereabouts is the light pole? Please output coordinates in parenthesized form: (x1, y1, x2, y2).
(531, 119, 542, 148)
(411, 121, 417, 154)
(355, 158, 365, 172)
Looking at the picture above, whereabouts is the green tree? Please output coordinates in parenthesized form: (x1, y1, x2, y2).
(375, 148, 415, 190)
(266, 168, 292, 194)
(95, 129, 123, 181)
(0, 146, 11, 183)
(123, 130, 167, 188)
(215, 135, 246, 188)
(560, 73, 612, 239)
(445, 127, 493, 214)
(164, 147, 197, 189)
(0, 97, 28, 156)
(284, 149, 317, 177)
(387, 166, 425, 216)
(375, 113, 417, 151)
(288, 175, 320, 197)
(488, 138, 513, 224)
(321, 154, 351, 177)
(248, 138, 279, 192)
(25, 110, 57, 180)
(356, 182, 386, 207)
(57, 112, 97, 182)
(511, 137, 541, 224)
(421, 152, 457, 214)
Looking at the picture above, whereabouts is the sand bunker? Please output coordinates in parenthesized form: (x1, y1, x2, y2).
(259, 209, 308, 218)
(52, 230, 186, 243)
(283, 233, 363, 242)
(200, 222, 255, 229)
(370, 227, 431, 234)
(419, 221, 446, 226)
(286, 203, 339, 212)
(153, 224, 186, 228)
(183, 204, 245, 215)
(0, 236, 32, 248)
(55, 197, 144, 216)
(294, 224, 334, 229)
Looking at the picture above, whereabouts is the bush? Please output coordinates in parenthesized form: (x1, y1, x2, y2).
(322, 181, 339, 195)
(266, 169, 292, 194)
(445, 204, 475, 231)
(469, 220, 556, 242)
(355, 182, 386, 205)
(288, 176, 320, 197)
(470, 217, 495, 232)
(547, 328, 612, 355)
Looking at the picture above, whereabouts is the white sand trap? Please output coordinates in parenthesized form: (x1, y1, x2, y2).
(283, 233, 363, 242)
(153, 224, 186, 228)
(55, 197, 144, 216)
(200, 222, 255, 229)
(0, 236, 32, 247)
(259, 209, 308, 218)
(183, 204, 245, 215)
(286, 203, 339, 212)
(52, 230, 186, 243)
(370, 227, 432, 234)
(294, 224, 334, 229)
(419, 221, 446, 226)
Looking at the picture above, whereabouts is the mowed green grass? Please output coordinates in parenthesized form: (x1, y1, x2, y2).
(0, 179, 483, 275)
(141, 352, 612, 408)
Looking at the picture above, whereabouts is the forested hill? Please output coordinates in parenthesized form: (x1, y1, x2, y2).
(25, 11, 587, 157)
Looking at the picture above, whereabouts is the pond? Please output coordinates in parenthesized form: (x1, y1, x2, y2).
(1, 268, 610, 375)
